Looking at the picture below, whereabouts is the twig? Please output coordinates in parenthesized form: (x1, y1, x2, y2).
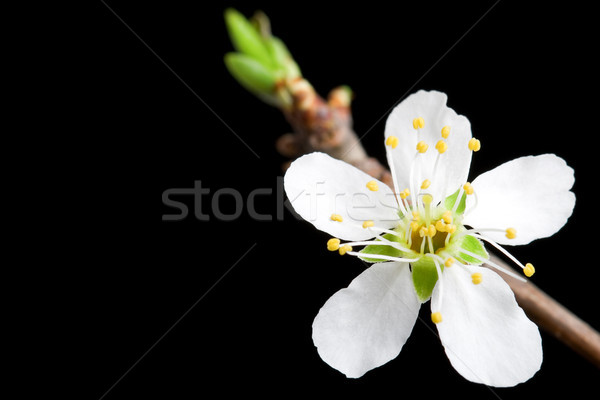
(276, 81, 600, 368)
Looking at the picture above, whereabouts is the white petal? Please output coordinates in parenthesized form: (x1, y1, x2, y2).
(384, 90, 473, 203)
(284, 152, 400, 240)
(464, 154, 575, 245)
(432, 264, 542, 387)
(312, 262, 420, 378)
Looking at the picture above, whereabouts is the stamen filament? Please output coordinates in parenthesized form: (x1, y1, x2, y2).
(409, 153, 421, 214)
(432, 256, 444, 313)
(463, 190, 478, 217)
(386, 142, 403, 206)
(451, 186, 465, 214)
(347, 251, 420, 263)
(457, 248, 527, 282)
(342, 237, 412, 253)
(470, 233, 528, 271)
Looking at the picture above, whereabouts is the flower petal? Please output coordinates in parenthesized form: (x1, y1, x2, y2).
(312, 262, 420, 378)
(464, 154, 575, 245)
(384, 90, 473, 203)
(431, 264, 542, 387)
(284, 152, 400, 240)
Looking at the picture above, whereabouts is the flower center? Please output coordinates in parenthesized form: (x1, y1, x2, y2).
(396, 195, 459, 256)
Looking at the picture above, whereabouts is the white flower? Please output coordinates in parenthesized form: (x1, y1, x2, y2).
(283, 90, 575, 386)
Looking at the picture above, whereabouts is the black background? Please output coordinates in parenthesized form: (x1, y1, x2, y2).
(52, 0, 599, 398)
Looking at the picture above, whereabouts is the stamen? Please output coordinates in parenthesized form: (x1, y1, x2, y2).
(468, 137, 481, 152)
(366, 180, 379, 192)
(457, 248, 527, 282)
(416, 141, 429, 153)
(408, 153, 421, 214)
(463, 189, 478, 217)
(421, 179, 431, 189)
(327, 238, 340, 251)
(471, 272, 483, 285)
(451, 186, 465, 214)
(435, 219, 446, 232)
(341, 239, 410, 253)
(364, 225, 404, 240)
(396, 188, 410, 215)
(435, 140, 448, 154)
(442, 210, 453, 224)
(505, 228, 517, 239)
(463, 182, 474, 195)
(413, 117, 425, 130)
(441, 125, 451, 139)
(523, 263, 535, 277)
(431, 256, 444, 323)
(454, 228, 509, 239)
(330, 214, 343, 222)
(386, 135, 399, 149)
(339, 244, 353, 255)
(469, 233, 533, 275)
(347, 251, 421, 263)
(385, 136, 403, 205)
(444, 257, 455, 267)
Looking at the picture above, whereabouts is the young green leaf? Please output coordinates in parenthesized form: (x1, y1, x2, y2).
(224, 8, 273, 68)
(224, 52, 278, 95)
(264, 36, 301, 79)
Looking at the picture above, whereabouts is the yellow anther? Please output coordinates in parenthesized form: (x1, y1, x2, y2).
(463, 182, 474, 195)
(412, 210, 420, 220)
(416, 141, 428, 153)
(366, 180, 379, 192)
(400, 188, 410, 199)
(421, 179, 431, 190)
(523, 263, 535, 277)
(330, 213, 343, 222)
(442, 210, 453, 224)
(362, 220, 375, 229)
(419, 226, 427, 237)
(435, 140, 448, 154)
(441, 125, 451, 139)
(386, 135, 399, 149)
(410, 221, 420, 231)
(471, 272, 483, 285)
(428, 224, 437, 237)
(431, 312, 443, 324)
(422, 194, 433, 205)
(327, 238, 341, 251)
(444, 257, 455, 267)
(505, 227, 517, 239)
(468, 138, 481, 152)
(446, 224, 457, 234)
(339, 244, 353, 256)
(412, 117, 425, 130)
(435, 219, 446, 232)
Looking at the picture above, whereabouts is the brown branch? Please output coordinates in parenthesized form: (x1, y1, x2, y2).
(276, 79, 600, 368)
